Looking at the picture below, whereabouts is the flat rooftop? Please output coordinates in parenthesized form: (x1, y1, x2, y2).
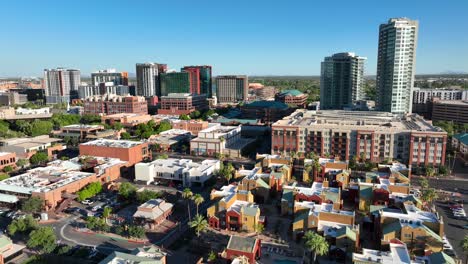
(62, 124, 103, 130)
(434, 100, 468, 106)
(81, 139, 144, 148)
(0, 156, 125, 194)
(272, 109, 445, 133)
(0, 152, 13, 157)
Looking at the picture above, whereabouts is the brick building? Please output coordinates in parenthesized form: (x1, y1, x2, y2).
(84, 94, 148, 115)
(158, 93, 208, 116)
(133, 199, 173, 229)
(170, 120, 209, 136)
(275, 89, 308, 108)
(240, 101, 292, 124)
(79, 139, 150, 166)
(0, 157, 125, 210)
(0, 152, 16, 171)
(101, 113, 153, 127)
(272, 110, 447, 169)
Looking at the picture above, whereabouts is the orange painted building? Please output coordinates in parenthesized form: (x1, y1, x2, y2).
(171, 120, 209, 136)
(0, 152, 16, 171)
(79, 139, 151, 166)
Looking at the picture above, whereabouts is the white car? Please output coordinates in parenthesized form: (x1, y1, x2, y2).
(81, 199, 93, 205)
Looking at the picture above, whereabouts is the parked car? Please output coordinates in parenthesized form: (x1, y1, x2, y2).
(81, 199, 93, 205)
(449, 204, 463, 209)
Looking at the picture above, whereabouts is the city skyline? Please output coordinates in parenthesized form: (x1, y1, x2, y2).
(1, 0, 468, 77)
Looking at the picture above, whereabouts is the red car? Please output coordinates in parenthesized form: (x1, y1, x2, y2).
(450, 204, 463, 209)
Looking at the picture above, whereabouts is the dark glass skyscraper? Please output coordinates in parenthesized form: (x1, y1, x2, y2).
(182, 65, 212, 97)
(158, 72, 191, 96)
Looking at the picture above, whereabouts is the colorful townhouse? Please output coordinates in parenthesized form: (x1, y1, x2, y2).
(374, 203, 444, 253)
(292, 201, 358, 254)
(281, 181, 342, 215)
(208, 185, 264, 232)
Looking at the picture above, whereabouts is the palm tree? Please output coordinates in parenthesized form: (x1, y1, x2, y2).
(426, 166, 435, 177)
(303, 231, 329, 263)
(192, 194, 204, 215)
(189, 214, 208, 237)
(421, 188, 438, 207)
(182, 188, 193, 221)
(460, 235, 468, 264)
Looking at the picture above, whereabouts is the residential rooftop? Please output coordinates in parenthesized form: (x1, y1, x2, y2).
(272, 109, 445, 133)
(227, 235, 258, 253)
(352, 239, 419, 264)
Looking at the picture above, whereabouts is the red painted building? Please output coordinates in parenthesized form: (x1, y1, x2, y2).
(225, 235, 261, 264)
(79, 139, 150, 166)
(182, 67, 201, 94)
(0, 152, 16, 171)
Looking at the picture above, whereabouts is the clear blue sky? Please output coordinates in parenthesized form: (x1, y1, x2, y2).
(1, 0, 467, 77)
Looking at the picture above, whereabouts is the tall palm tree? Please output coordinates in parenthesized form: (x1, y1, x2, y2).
(460, 235, 468, 264)
(192, 193, 205, 215)
(182, 188, 193, 221)
(189, 214, 208, 237)
(303, 231, 329, 263)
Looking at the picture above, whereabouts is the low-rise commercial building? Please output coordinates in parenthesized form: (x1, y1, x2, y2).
(0, 152, 16, 171)
(0, 135, 63, 159)
(133, 199, 173, 229)
(158, 93, 208, 115)
(99, 246, 166, 264)
(353, 239, 416, 264)
(0, 235, 25, 264)
(190, 124, 241, 156)
(0, 156, 126, 210)
(272, 110, 447, 168)
(432, 100, 468, 125)
(170, 119, 209, 136)
(84, 94, 148, 115)
(79, 139, 150, 166)
(135, 158, 220, 187)
(101, 113, 153, 127)
(147, 129, 191, 151)
(0, 92, 27, 106)
(275, 89, 307, 108)
(54, 124, 114, 142)
(240, 101, 292, 124)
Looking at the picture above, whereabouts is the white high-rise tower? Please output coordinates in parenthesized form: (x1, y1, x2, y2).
(376, 18, 419, 115)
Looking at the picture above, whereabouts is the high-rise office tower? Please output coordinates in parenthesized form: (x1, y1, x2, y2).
(91, 69, 128, 86)
(182, 65, 212, 97)
(136, 63, 167, 97)
(159, 72, 191, 96)
(320, 52, 366, 110)
(376, 18, 419, 115)
(44, 68, 80, 104)
(215, 75, 248, 103)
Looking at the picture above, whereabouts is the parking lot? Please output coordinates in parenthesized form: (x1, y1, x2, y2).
(435, 199, 468, 261)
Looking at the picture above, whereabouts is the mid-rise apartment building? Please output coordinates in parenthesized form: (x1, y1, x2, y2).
(216, 75, 248, 104)
(83, 94, 148, 115)
(320, 53, 366, 110)
(78, 83, 129, 99)
(158, 93, 208, 115)
(91, 69, 128, 86)
(44, 68, 81, 104)
(376, 18, 418, 114)
(271, 110, 447, 168)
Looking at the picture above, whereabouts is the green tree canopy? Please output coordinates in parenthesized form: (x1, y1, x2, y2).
(7, 215, 38, 235)
(179, 114, 191, 120)
(21, 196, 44, 213)
(30, 152, 49, 165)
(77, 182, 102, 201)
(128, 225, 145, 238)
(27, 226, 57, 253)
(189, 214, 208, 237)
(119, 182, 137, 200)
(136, 189, 162, 203)
(30, 120, 53, 136)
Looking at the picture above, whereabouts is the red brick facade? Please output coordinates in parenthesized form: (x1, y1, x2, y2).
(79, 142, 150, 166)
